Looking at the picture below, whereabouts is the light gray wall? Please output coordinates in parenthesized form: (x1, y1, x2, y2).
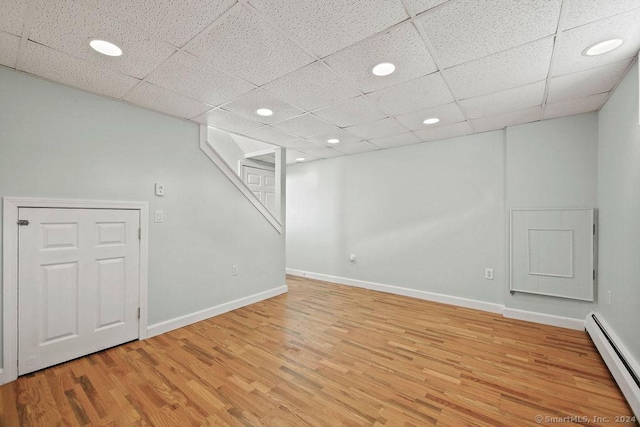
(287, 131, 506, 304)
(505, 113, 598, 318)
(0, 67, 285, 366)
(597, 62, 640, 361)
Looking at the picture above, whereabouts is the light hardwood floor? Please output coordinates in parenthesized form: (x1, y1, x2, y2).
(0, 275, 634, 426)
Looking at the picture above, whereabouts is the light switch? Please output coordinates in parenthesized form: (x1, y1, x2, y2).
(155, 210, 164, 223)
(155, 183, 165, 196)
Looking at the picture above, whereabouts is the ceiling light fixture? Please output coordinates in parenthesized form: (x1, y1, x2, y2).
(296, 157, 305, 162)
(327, 138, 340, 144)
(423, 117, 440, 125)
(89, 39, 123, 57)
(582, 38, 624, 56)
(372, 62, 396, 76)
(256, 108, 273, 117)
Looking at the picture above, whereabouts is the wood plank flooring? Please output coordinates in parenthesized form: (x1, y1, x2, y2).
(0, 275, 634, 426)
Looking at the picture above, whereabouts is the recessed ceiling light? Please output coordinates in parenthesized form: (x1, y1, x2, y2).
(256, 108, 273, 117)
(327, 138, 340, 144)
(296, 157, 305, 162)
(582, 39, 624, 56)
(423, 117, 440, 125)
(89, 39, 122, 57)
(372, 62, 396, 77)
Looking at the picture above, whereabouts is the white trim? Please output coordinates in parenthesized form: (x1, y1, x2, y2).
(285, 269, 504, 314)
(503, 308, 584, 330)
(147, 285, 288, 337)
(586, 313, 640, 417)
(0, 369, 4, 385)
(2, 197, 149, 384)
(199, 124, 282, 234)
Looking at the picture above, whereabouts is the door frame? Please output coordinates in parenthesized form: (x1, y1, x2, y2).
(2, 197, 149, 384)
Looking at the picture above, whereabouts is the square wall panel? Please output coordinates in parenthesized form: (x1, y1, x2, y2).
(413, 121, 473, 142)
(271, 114, 340, 138)
(471, 106, 542, 133)
(547, 59, 631, 104)
(419, 0, 561, 68)
(445, 37, 554, 99)
(544, 93, 608, 120)
(192, 108, 264, 134)
(394, 103, 465, 131)
(82, 0, 236, 47)
(553, 8, 640, 76)
(406, 0, 449, 15)
(345, 117, 408, 140)
(123, 82, 213, 119)
(367, 73, 454, 116)
(262, 61, 360, 111)
(334, 140, 379, 155)
(312, 96, 387, 127)
(21, 42, 140, 100)
(325, 23, 437, 93)
(245, 126, 299, 146)
(369, 132, 421, 148)
(0, 0, 28, 36)
(0, 31, 20, 68)
(30, 0, 176, 79)
(146, 51, 254, 107)
(459, 81, 545, 119)
(221, 89, 304, 124)
(185, 5, 313, 85)
(563, 0, 640, 30)
(248, 0, 408, 58)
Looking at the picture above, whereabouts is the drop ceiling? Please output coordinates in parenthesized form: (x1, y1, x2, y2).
(2, 0, 639, 164)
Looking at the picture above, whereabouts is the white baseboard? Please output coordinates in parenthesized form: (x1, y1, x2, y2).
(0, 369, 5, 386)
(503, 308, 585, 330)
(286, 268, 504, 314)
(586, 313, 640, 418)
(147, 285, 288, 338)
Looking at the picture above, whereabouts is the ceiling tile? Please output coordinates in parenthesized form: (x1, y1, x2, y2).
(544, 93, 609, 120)
(459, 81, 546, 119)
(263, 61, 361, 111)
(547, 59, 632, 104)
(82, 0, 236, 47)
(334, 140, 379, 155)
(21, 42, 140, 99)
(29, 0, 176, 79)
(325, 23, 437, 93)
(185, 5, 313, 85)
(0, 31, 20, 68)
(247, 0, 408, 58)
(300, 145, 345, 159)
(123, 82, 212, 119)
(244, 126, 299, 145)
(312, 96, 387, 127)
(146, 51, 254, 106)
(276, 138, 323, 151)
(345, 117, 408, 139)
(287, 150, 320, 164)
(563, 0, 640, 30)
(445, 37, 554, 99)
(394, 103, 465, 131)
(471, 106, 542, 133)
(553, 8, 640, 76)
(221, 89, 304, 124)
(369, 132, 421, 148)
(413, 121, 473, 142)
(192, 108, 264, 134)
(419, 0, 561, 68)
(307, 129, 363, 146)
(0, 0, 27, 36)
(406, 0, 449, 15)
(367, 73, 454, 116)
(271, 114, 340, 138)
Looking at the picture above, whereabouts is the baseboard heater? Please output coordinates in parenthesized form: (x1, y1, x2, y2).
(586, 313, 640, 417)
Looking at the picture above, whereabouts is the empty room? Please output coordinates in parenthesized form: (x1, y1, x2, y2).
(0, 0, 639, 425)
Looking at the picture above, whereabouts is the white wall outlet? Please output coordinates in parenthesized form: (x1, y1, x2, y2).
(607, 290, 612, 306)
(155, 183, 165, 196)
(485, 268, 494, 280)
(154, 210, 164, 223)
(350, 254, 356, 263)
(232, 265, 239, 276)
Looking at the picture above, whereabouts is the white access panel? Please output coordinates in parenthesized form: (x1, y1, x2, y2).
(510, 208, 596, 301)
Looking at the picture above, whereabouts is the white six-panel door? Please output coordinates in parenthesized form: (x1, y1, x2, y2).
(18, 208, 140, 375)
(243, 165, 277, 217)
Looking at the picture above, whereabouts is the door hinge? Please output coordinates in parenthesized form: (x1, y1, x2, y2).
(17, 219, 29, 226)
(137, 307, 141, 319)
(138, 228, 141, 240)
